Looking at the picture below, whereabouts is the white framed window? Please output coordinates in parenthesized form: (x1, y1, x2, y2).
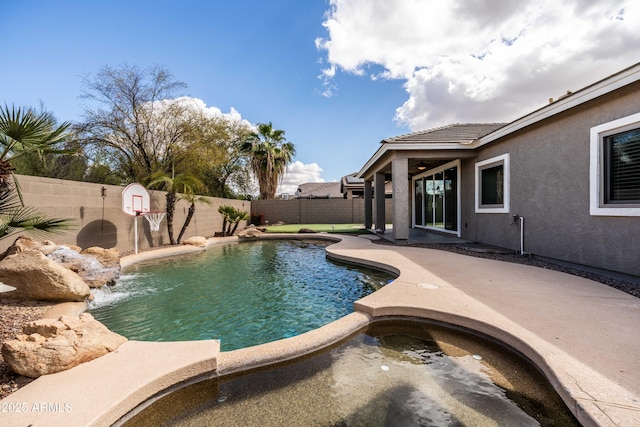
(475, 153, 510, 213)
(590, 112, 640, 216)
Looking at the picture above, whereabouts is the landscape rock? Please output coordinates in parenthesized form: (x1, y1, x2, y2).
(49, 246, 120, 288)
(238, 227, 263, 238)
(80, 247, 120, 269)
(1, 313, 127, 378)
(0, 251, 91, 301)
(38, 240, 58, 256)
(298, 228, 317, 233)
(1, 236, 42, 259)
(66, 244, 83, 253)
(183, 236, 207, 247)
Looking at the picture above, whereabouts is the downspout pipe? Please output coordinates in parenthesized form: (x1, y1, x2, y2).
(512, 215, 525, 255)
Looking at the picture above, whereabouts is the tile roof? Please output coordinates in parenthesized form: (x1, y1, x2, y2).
(342, 174, 364, 185)
(383, 123, 507, 144)
(297, 182, 343, 198)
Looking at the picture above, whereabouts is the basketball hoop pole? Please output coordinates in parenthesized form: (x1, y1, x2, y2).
(134, 213, 139, 254)
(122, 183, 150, 255)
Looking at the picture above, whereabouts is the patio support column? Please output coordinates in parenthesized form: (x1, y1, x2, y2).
(374, 172, 386, 232)
(364, 180, 373, 229)
(392, 158, 409, 242)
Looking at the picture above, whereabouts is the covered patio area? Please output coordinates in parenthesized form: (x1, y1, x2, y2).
(371, 225, 470, 245)
(357, 124, 506, 244)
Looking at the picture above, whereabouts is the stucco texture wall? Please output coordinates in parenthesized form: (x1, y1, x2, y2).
(0, 175, 250, 254)
(461, 82, 640, 276)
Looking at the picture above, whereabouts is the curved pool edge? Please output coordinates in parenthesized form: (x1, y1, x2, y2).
(2, 233, 639, 426)
(329, 235, 640, 427)
(119, 235, 240, 269)
(216, 311, 371, 376)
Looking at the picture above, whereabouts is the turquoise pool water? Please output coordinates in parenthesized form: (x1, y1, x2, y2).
(88, 240, 394, 350)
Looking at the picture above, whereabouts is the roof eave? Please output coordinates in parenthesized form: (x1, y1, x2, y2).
(356, 142, 474, 178)
(358, 62, 640, 178)
(476, 62, 640, 147)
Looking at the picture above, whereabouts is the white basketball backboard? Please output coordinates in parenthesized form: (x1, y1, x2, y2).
(122, 183, 150, 216)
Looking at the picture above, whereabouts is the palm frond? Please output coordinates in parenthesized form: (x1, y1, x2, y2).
(0, 184, 22, 214)
(0, 183, 75, 240)
(0, 104, 73, 165)
(0, 206, 74, 240)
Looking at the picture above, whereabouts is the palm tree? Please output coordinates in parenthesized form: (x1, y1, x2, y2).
(228, 209, 250, 235)
(216, 205, 248, 235)
(241, 122, 295, 199)
(147, 172, 203, 245)
(0, 105, 72, 194)
(217, 205, 236, 235)
(176, 192, 210, 244)
(0, 105, 74, 239)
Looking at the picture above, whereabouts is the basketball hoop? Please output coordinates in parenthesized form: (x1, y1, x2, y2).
(122, 183, 152, 254)
(142, 211, 166, 232)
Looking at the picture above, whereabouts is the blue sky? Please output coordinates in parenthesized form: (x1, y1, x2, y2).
(2, 1, 639, 194)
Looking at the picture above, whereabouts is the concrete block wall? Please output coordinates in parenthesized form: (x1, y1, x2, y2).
(0, 175, 250, 254)
(252, 198, 393, 225)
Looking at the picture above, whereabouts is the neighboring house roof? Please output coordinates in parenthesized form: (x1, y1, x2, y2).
(382, 123, 506, 144)
(342, 173, 364, 185)
(297, 182, 342, 198)
(340, 173, 364, 193)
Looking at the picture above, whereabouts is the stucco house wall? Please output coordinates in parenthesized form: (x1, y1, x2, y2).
(462, 79, 640, 275)
(357, 63, 640, 277)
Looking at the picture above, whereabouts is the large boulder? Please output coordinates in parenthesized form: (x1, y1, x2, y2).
(238, 227, 263, 238)
(80, 246, 120, 269)
(183, 236, 207, 247)
(1, 313, 127, 378)
(0, 251, 91, 301)
(0, 236, 50, 260)
(38, 240, 58, 256)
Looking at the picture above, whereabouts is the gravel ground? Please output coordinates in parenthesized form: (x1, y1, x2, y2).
(0, 299, 54, 400)
(0, 241, 637, 401)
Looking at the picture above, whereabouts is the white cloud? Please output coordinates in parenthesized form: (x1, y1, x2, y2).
(277, 161, 325, 196)
(317, 0, 640, 130)
(150, 96, 254, 129)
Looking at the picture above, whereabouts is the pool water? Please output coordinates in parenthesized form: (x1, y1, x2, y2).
(88, 240, 394, 350)
(122, 320, 579, 426)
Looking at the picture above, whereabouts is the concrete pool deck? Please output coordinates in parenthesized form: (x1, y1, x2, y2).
(1, 234, 639, 426)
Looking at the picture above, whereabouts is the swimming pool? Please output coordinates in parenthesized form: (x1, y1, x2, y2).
(121, 319, 578, 426)
(88, 240, 395, 350)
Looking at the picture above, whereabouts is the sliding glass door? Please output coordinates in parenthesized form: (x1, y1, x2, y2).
(414, 179, 424, 227)
(413, 162, 459, 233)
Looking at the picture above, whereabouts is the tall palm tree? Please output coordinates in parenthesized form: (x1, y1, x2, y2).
(241, 122, 295, 199)
(0, 105, 72, 193)
(147, 172, 203, 245)
(176, 192, 210, 244)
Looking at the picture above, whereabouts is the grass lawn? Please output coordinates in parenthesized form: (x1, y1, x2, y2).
(263, 223, 373, 235)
